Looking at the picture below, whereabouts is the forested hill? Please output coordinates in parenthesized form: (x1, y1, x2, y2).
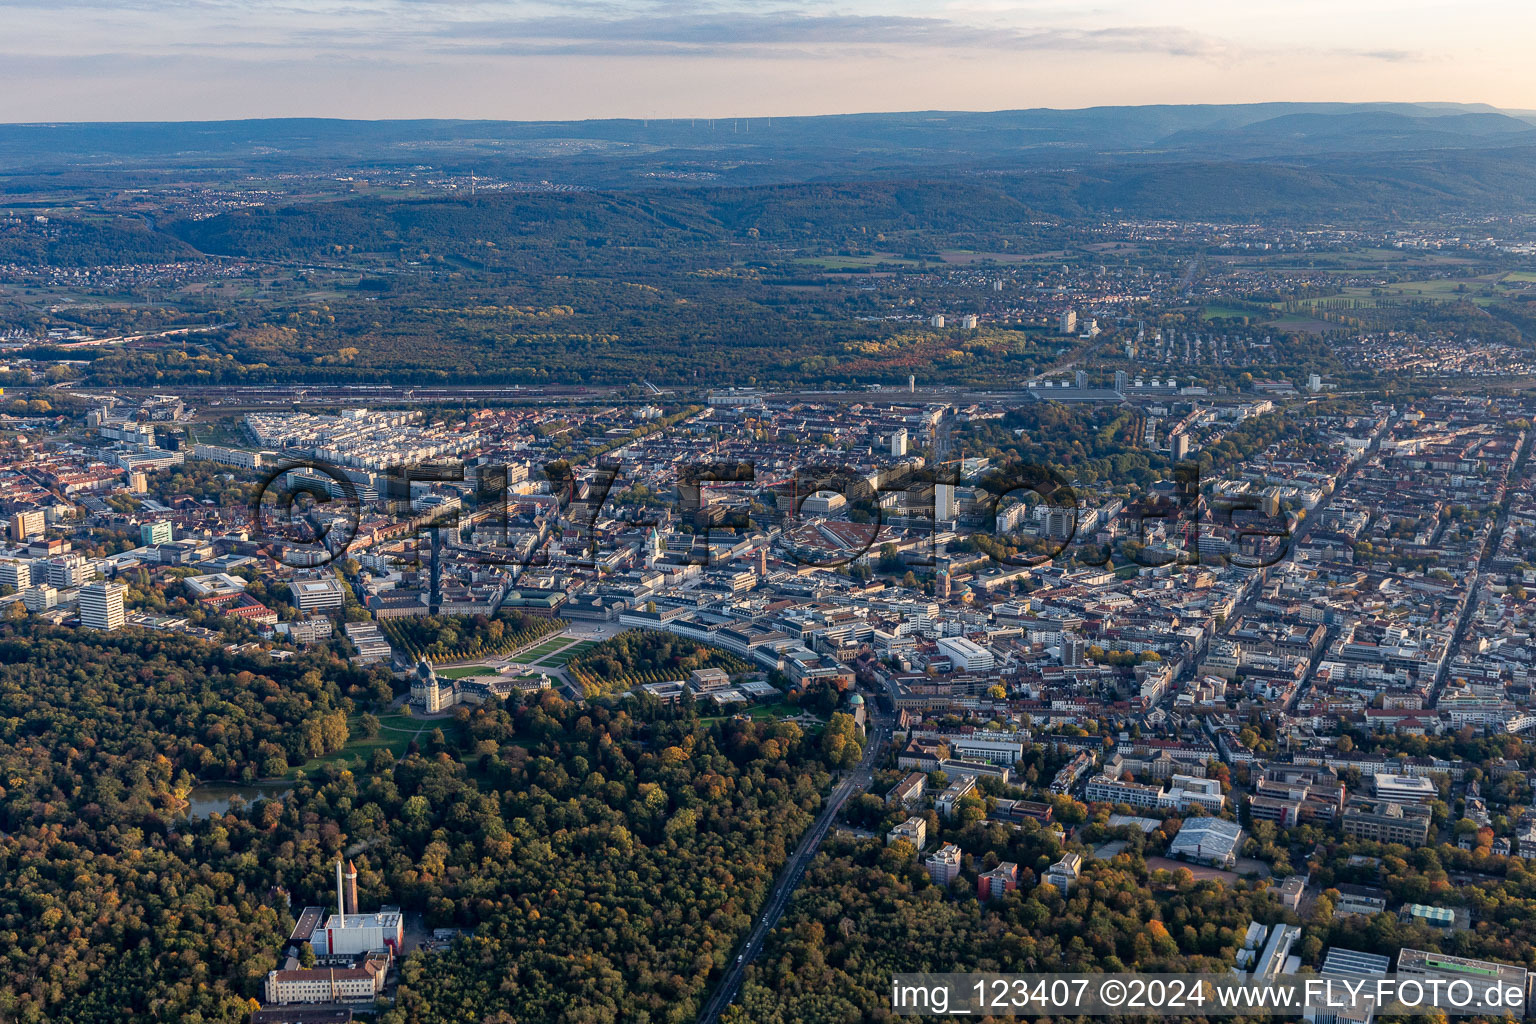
(3, 101, 1534, 181)
(168, 150, 1536, 266)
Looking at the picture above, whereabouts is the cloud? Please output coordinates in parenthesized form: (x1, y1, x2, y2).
(0, 1, 1244, 62)
(427, 13, 1239, 60)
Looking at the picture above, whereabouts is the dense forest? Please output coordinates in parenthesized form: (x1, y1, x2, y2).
(0, 618, 838, 1024)
(729, 814, 1536, 1024)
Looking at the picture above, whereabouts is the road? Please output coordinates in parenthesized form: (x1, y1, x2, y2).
(696, 709, 892, 1024)
(1429, 421, 1534, 701)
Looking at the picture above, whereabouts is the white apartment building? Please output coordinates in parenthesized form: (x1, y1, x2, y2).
(925, 843, 962, 886)
(191, 443, 264, 470)
(0, 560, 30, 591)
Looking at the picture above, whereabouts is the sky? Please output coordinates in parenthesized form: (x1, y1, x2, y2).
(1, 0, 1533, 121)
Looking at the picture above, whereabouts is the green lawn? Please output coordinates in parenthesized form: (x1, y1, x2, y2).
(510, 642, 567, 663)
(512, 635, 601, 666)
(438, 665, 498, 679)
(288, 712, 427, 778)
(533, 640, 598, 667)
(701, 700, 811, 723)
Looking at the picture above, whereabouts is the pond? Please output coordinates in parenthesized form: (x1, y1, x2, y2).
(185, 781, 294, 819)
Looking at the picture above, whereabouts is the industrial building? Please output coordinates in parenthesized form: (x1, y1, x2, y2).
(321, 860, 403, 957)
(1166, 817, 1243, 868)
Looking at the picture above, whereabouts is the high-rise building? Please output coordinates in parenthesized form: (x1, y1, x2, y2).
(1171, 433, 1190, 460)
(141, 520, 174, 546)
(934, 483, 956, 521)
(79, 582, 126, 632)
(1114, 370, 1128, 394)
(890, 428, 908, 458)
(1059, 309, 1077, 335)
(929, 314, 945, 328)
(0, 560, 30, 591)
(1064, 635, 1085, 667)
(9, 510, 45, 542)
(47, 554, 91, 588)
(959, 314, 978, 329)
(1308, 373, 1323, 393)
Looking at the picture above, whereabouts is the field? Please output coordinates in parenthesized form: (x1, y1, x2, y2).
(1279, 275, 1509, 316)
(1260, 312, 1335, 333)
(1201, 305, 1257, 320)
(792, 252, 920, 270)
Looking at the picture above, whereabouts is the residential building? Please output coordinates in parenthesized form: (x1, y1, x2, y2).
(925, 843, 962, 886)
(977, 861, 1019, 901)
(191, 443, 263, 469)
(9, 510, 44, 542)
(0, 560, 30, 591)
(887, 816, 927, 851)
(1043, 852, 1082, 895)
(936, 775, 978, 819)
(887, 772, 926, 810)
